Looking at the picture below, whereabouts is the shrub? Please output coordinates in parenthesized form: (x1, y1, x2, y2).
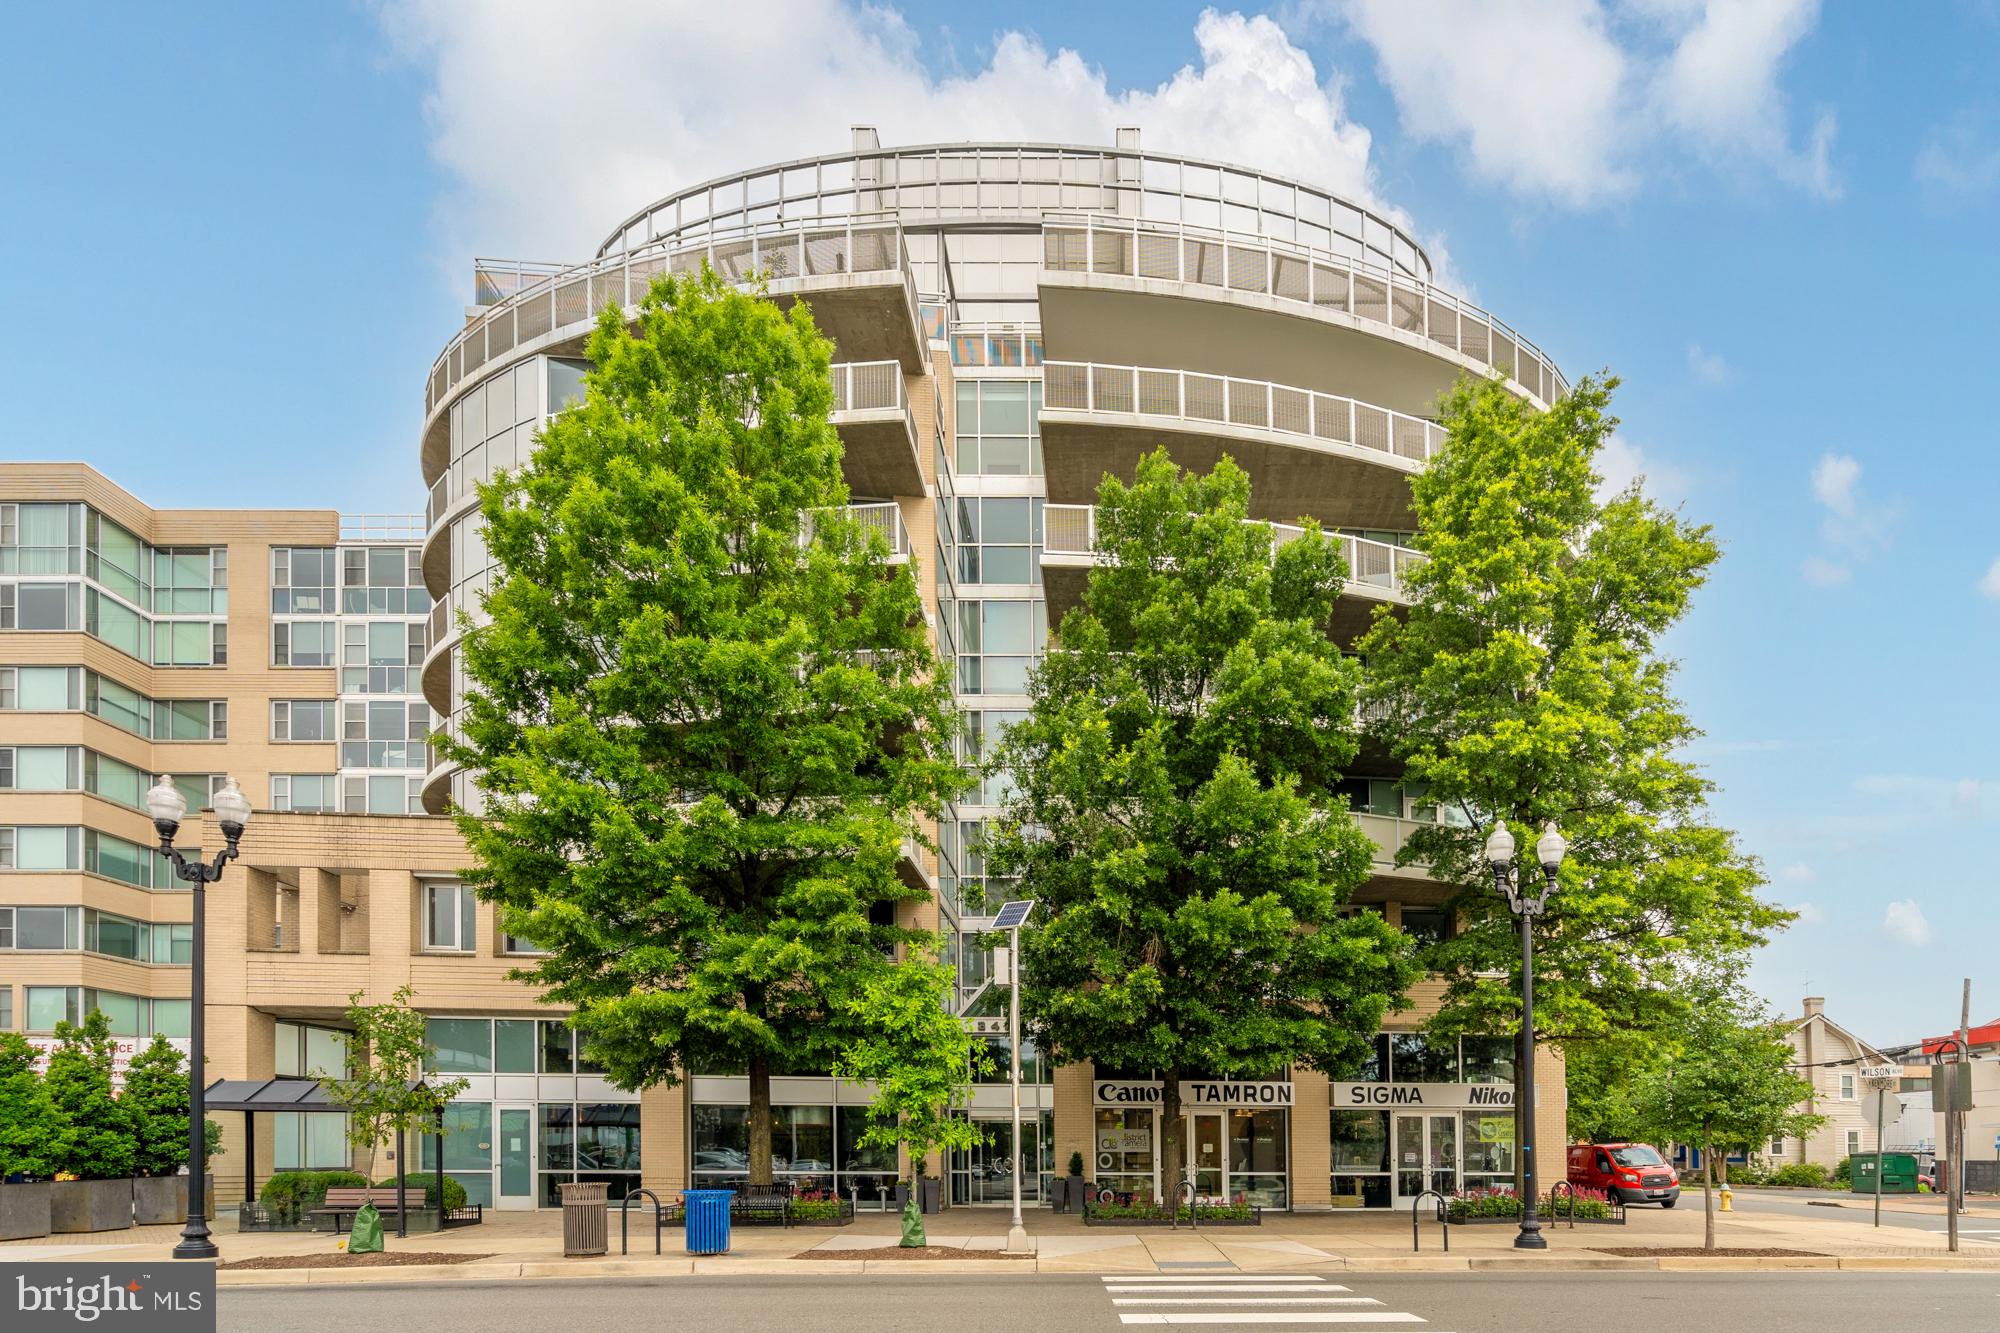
(373, 1173, 468, 1214)
(44, 1012, 134, 1180)
(0, 1031, 59, 1180)
(1082, 1195, 1254, 1222)
(787, 1190, 846, 1221)
(1832, 1156, 1852, 1184)
(260, 1170, 368, 1223)
(1068, 1151, 1086, 1177)
(1445, 1186, 1612, 1223)
(1769, 1162, 1829, 1188)
(123, 1035, 223, 1177)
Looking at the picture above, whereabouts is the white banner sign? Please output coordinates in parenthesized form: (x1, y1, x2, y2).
(1093, 1080, 1295, 1108)
(1333, 1081, 1514, 1109)
(27, 1037, 190, 1092)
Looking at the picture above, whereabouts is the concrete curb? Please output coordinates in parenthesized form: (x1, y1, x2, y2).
(212, 1251, 2000, 1288)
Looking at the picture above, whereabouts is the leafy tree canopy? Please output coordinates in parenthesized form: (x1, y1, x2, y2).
(993, 449, 1420, 1204)
(327, 987, 468, 1155)
(440, 268, 959, 1185)
(44, 1010, 134, 1180)
(0, 1030, 59, 1179)
(123, 1033, 221, 1177)
(1358, 375, 1786, 1056)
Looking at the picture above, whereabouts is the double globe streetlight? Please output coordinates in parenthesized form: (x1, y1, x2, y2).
(1482, 818, 1565, 1251)
(144, 775, 252, 1261)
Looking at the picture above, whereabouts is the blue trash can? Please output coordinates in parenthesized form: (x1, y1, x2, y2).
(684, 1189, 735, 1255)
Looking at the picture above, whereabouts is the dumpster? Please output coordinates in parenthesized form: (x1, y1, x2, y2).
(684, 1188, 735, 1255)
(560, 1180, 609, 1255)
(1851, 1153, 1918, 1194)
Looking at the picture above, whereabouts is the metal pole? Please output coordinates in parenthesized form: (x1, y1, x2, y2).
(1874, 1086, 1884, 1228)
(173, 881, 216, 1259)
(1515, 906, 1545, 1249)
(1004, 924, 1029, 1254)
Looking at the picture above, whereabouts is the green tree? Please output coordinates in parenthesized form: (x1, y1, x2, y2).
(1632, 970, 1821, 1248)
(44, 1010, 134, 1180)
(832, 936, 995, 1246)
(1357, 375, 1786, 1086)
(992, 450, 1420, 1209)
(123, 1034, 221, 1177)
(440, 268, 959, 1187)
(324, 988, 468, 1177)
(0, 1031, 59, 1179)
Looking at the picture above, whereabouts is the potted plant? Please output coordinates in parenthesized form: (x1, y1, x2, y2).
(45, 1011, 137, 1232)
(1062, 1151, 1086, 1214)
(0, 1032, 58, 1239)
(125, 1035, 222, 1225)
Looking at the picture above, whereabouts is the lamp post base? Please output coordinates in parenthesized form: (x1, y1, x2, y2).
(1512, 1219, 1548, 1250)
(1004, 1222, 1032, 1255)
(173, 1217, 219, 1261)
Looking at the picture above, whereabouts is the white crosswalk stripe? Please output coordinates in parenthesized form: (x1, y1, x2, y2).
(1098, 1274, 1449, 1329)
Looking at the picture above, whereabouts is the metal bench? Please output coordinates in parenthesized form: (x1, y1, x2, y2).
(733, 1185, 792, 1227)
(310, 1187, 411, 1232)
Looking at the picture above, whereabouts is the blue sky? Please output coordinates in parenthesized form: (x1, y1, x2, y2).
(4, 2, 1996, 1042)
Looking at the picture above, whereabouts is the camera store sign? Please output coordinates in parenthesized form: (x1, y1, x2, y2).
(1333, 1082, 1514, 1108)
(1093, 1080, 1295, 1108)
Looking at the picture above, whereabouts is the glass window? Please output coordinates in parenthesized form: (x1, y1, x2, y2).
(27, 986, 79, 1031)
(1399, 907, 1452, 945)
(494, 1019, 537, 1073)
(1389, 1033, 1459, 1083)
(1352, 1033, 1390, 1081)
(1227, 1107, 1288, 1208)
(14, 906, 75, 950)
(1461, 1111, 1515, 1184)
(87, 832, 154, 888)
(539, 1020, 575, 1073)
(691, 1104, 748, 1175)
(539, 1103, 574, 1170)
(93, 990, 142, 1036)
(149, 999, 190, 1037)
(576, 1104, 641, 1171)
(9, 666, 79, 711)
(12, 826, 81, 870)
(422, 882, 475, 951)
(1461, 1035, 1515, 1085)
(426, 1017, 492, 1073)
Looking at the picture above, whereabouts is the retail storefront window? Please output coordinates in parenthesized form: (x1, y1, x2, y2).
(1332, 1109, 1391, 1208)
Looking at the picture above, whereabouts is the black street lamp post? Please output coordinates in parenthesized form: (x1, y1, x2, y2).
(1482, 818, 1565, 1252)
(144, 775, 252, 1261)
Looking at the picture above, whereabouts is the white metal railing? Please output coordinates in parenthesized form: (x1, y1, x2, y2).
(1042, 215, 1565, 405)
(426, 216, 918, 419)
(829, 360, 905, 415)
(340, 515, 424, 543)
(802, 502, 911, 560)
(426, 475, 449, 530)
(1043, 360, 1446, 466)
(1043, 503, 1423, 601)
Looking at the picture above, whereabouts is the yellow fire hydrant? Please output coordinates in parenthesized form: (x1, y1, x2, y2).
(1718, 1184, 1733, 1212)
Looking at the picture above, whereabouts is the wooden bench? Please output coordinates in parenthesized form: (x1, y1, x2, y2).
(310, 1187, 412, 1232)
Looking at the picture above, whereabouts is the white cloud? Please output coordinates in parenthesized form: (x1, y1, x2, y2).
(1916, 111, 2000, 200)
(1329, 0, 1633, 207)
(1979, 556, 2000, 599)
(1777, 863, 1815, 883)
(375, 3, 1401, 273)
(1800, 555, 1849, 588)
(1686, 342, 1734, 385)
(1810, 452, 1860, 517)
(1594, 435, 1690, 506)
(1325, 0, 1836, 206)
(1881, 899, 1932, 948)
(1788, 900, 1825, 926)
(1646, 0, 1840, 199)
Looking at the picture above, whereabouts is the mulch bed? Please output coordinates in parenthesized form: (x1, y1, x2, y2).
(219, 1252, 494, 1270)
(793, 1246, 1034, 1261)
(1584, 1240, 1832, 1248)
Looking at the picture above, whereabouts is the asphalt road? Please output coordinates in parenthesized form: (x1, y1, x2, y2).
(217, 1271, 2000, 1332)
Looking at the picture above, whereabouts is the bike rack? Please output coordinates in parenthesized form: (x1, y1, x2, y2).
(1171, 1180, 1199, 1231)
(1548, 1180, 1576, 1229)
(619, 1187, 665, 1256)
(1411, 1188, 1450, 1253)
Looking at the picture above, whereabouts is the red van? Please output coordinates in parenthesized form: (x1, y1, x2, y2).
(1567, 1142, 1680, 1207)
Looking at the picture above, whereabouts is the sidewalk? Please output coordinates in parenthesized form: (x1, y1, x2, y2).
(7, 1199, 1999, 1287)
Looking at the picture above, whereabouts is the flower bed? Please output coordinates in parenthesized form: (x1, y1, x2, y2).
(1446, 1185, 1622, 1225)
(1081, 1197, 1261, 1227)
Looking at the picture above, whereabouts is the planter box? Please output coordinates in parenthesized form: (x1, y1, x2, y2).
(132, 1174, 212, 1225)
(892, 1179, 944, 1215)
(1082, 1207, 1262, 1227)
(50, 1178, 134, 1233)
(1, 1181, 53, 1241)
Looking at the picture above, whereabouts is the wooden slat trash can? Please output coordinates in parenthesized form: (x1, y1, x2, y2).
(560, 1181, 609, 1256)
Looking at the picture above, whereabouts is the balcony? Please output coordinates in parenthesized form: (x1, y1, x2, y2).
(1041, 503, 1422, 642)
(1041, 361, 1441, 531)
(829, 361, 925, 498)
(1038, 215, 1563, 418)
(422, 216, 925, 484)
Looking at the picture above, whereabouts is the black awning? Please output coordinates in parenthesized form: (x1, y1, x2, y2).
(201, 1075, 439, 1112)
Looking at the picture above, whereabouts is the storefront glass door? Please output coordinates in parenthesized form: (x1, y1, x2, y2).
(1187, 1112, 1225, 1200)
(1393, 1113, 1459, 1202)
(496, 1105, 535, 1210)
(950, 1117, 1041, 1205)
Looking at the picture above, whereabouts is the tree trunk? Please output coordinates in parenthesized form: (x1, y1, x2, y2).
(747, 1050, 774, 1189)
(1703, 1141, 1716, 1251)
(1161, 1070, 1186, 1213)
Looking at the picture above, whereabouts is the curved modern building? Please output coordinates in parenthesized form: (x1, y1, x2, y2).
(397, 128, 1569, 1215)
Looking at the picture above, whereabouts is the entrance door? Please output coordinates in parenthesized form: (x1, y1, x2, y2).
(496, 1105, 536, 1211)
(1394, 1113, 1460, 1202)
(1187, 1112, 1225, 1202)
(951, 1118, 1041, 1205)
